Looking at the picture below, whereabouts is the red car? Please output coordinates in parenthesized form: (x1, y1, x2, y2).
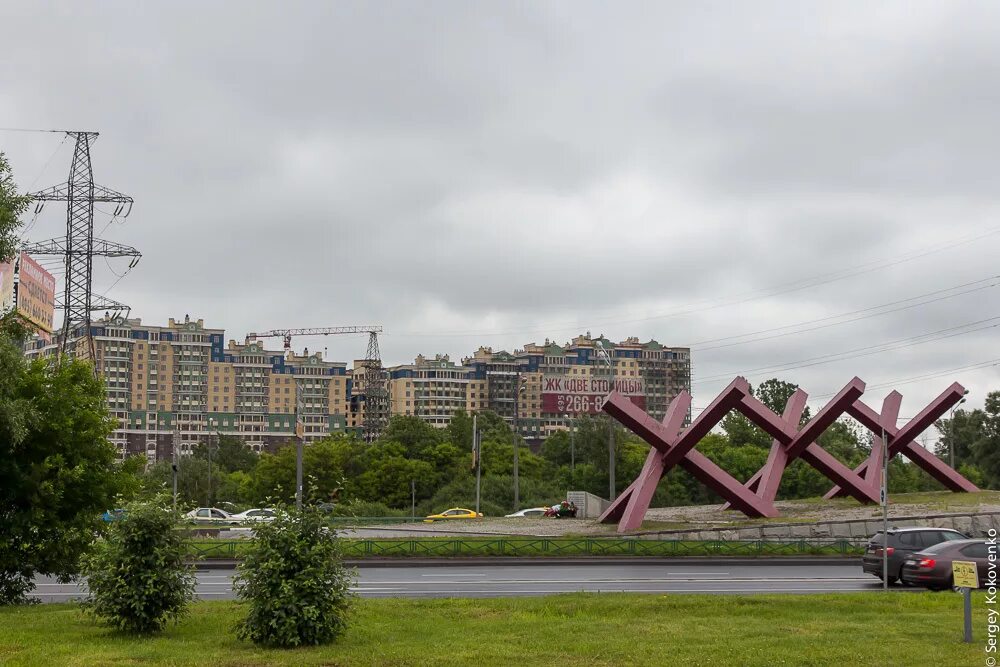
(900, 539, 992, 591)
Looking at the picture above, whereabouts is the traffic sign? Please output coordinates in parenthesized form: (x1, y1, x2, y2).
(953, 560, 979, 589)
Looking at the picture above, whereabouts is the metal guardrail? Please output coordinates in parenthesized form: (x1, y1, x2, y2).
(186, 538, 864, 559)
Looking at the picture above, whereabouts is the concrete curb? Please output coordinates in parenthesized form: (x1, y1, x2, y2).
(193, 556, 856, 570)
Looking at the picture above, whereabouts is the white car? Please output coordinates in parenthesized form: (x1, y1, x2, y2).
(229, 508, 277, 524)
(505, 507, 549, 518)
(185, 507, 239, 525)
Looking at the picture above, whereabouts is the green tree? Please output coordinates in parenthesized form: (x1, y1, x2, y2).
(722, 379, 812, 448)
(143, 457, 211, 506)
(250, 437, 359, 504)
(935, 407, 987, 471)
(82, 496, 196, 633)
(0, 318, 136, 603)
(970, 392, 1000, 488)
(192, 434, 258, 474)
(235, 502, 354, 647)
(0, 152, 28, 262)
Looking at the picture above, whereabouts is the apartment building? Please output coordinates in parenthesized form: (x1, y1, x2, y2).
(388, 354, 471, 427)
(25, 315, 352, 462)
(25, 315, 691, 453)
(461, 333, 690, 441)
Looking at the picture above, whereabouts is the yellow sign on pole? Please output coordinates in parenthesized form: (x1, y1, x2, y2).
(953, 560, 979, 589)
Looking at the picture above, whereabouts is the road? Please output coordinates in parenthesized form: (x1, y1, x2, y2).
(33, 560, 885, 602)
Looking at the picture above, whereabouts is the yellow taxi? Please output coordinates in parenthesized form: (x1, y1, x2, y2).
(424, 508, 483, 522)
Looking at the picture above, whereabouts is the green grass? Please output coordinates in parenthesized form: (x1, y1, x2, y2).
(0, 593, 988, 666)
(187, 537, 863, 559)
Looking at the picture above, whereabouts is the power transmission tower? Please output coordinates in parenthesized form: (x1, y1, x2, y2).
(20, 131, 140, 355)
(362, 330, 389, 442)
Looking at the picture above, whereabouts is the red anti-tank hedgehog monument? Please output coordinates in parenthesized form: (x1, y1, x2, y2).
(599, 376, 978, 533)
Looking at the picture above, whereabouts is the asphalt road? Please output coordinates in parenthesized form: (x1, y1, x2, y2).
(32, 561, 885, 602)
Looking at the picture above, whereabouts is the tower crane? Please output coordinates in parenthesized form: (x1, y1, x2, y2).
(245, 326, 388, 442)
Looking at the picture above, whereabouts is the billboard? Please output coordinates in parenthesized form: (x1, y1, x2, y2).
(15, 253, 56, 335)
(0, 260, 13, 313)
(541, 376, 646, 415)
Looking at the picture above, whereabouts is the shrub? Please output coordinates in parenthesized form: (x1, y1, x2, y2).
(234, 503, 354, 647)
(330, 500, 407, 518)
(81, 497, 195, 633)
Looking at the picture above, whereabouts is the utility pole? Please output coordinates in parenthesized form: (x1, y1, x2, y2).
(473, 414, 481, 516)
(295, 382, 304, 509)
(512, 374, 526, 510)
(949, 392, 969, 468)
(565, 414, 575, 473)
(21, 131, 140, 358)
(596, 341, 615, 500)
(410, 479, 416, 519)
(882, 426, 889, 591)
(171, 431, 178, 511)
(207, 420, 214, 507)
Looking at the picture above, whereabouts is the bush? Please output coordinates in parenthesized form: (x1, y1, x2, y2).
(420, 474, 565, 516)
(81, 497, 195, 633)
(234, 503, 354, 647)
(330, 500, 407, 518)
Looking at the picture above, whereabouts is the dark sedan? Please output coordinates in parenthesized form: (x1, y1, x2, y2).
(901, 539, 992, 591)
(862, 527, 967, 584)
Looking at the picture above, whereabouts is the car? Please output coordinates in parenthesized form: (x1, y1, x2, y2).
(505, 507, 549, 518)
(101, 508, 126, 522)
(862, 527, 967, 584)
(184, 507, 240, 526)
(229, 508, 276, 524)
(424, 508, 483, 522)
(901, 539, 991, 591)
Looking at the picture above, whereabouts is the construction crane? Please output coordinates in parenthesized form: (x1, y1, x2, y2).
(245, 326, 389, 442)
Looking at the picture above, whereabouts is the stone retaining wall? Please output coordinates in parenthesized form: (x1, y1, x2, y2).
(634, 511, 1000, 542)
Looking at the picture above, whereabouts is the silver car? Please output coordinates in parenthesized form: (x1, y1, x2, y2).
(229, 508, 277, 524)
(185, 507, 239, 526)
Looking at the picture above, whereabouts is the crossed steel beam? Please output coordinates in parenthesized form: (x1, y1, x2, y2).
(599, 376, 978, 533)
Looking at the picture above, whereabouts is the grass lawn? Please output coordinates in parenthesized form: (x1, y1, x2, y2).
(0, 592, 988, 666)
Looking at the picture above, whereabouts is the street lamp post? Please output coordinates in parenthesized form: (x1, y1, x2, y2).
(171, 432, 178, 511)
(949, 392, 969, 469)
(207, 418, 216, 507)
(564, 414, 575, 473)
(512, 374, 527, 511)
(595, 341, 615, 500)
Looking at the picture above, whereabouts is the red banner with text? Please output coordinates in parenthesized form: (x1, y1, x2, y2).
(541, 376, 646, 415)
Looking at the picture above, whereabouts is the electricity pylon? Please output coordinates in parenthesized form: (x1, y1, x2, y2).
(20, 131, 140, 355)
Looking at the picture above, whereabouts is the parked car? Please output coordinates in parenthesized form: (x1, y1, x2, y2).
(184, 507, 240, 526)
(229, 508, 276, 524)
(505, 507, 548, 518)
(101, 508, 126, 522)
(862, 527, 967, 584)
(901, 539, 991, 591)
(424, 508, 483, 522)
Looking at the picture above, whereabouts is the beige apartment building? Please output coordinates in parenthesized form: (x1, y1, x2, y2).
(25, 316, 691, 455)
(25, 315, 353, 462)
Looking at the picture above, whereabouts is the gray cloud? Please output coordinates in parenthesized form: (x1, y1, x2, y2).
(1, 0, 998, 423)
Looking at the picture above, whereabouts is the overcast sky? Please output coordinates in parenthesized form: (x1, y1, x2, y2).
(1, 1, 998, 428)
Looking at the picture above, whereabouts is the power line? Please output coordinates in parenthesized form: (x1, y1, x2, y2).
(0, 127, 66, 134)
(811, 359, 1000, 399)
(689, 276, 998, 351)
(691, 315, 1000, 385)
(388, 224, 1000, 339)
